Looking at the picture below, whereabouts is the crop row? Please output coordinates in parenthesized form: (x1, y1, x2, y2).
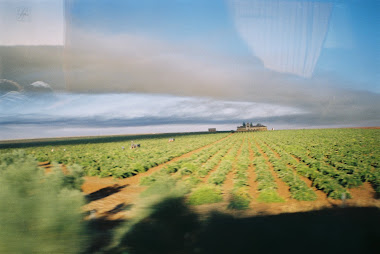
(140, 134, 244, 205)
(255, 139, 317, 201)
(233, 137, 251, 188)
(254, 137, 351, 199)
(250, 140, 284, 203)
(186, 135, 245, 205)
(140, 134, 237, 185)
(208, 138, 241, 185)
(2, 133, 229, 178)
(228, 137, 252, 209)
(254, 129, 380, 195)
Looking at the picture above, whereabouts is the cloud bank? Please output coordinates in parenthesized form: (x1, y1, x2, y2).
(0, 0, 378, 140)
(0, 92, 305, 126)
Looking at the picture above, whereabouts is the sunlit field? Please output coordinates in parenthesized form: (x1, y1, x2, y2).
(1, 129, 379, 253)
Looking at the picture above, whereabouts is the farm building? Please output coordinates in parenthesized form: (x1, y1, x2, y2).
(237, 123, 267, 132)
(208, 128, 216, 132)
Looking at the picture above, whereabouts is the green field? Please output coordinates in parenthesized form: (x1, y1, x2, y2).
(1, 128, 379, 253)
(1, 129, 379, 202)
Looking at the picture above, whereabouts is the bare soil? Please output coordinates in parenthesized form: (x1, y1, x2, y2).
(349, 127, 380, 129)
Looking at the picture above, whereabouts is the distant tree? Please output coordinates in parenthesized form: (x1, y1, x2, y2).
(250, 122, 253, 127)
(242, 122, 246, 127)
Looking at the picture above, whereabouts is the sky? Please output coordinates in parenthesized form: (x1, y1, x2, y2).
(0, 0, 379, 140)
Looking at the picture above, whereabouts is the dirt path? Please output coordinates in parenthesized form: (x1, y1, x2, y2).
(82, 134, 233, 219)
(222, 171, 235, 199)
(247, 139, 259, 205)
(221, 138, 245, 201)
(349, 182, 379, 206)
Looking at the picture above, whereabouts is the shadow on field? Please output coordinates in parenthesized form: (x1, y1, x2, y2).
(86, 184, 128, 202)
(106, 203, 133, 215)
(101, 197, 380, 254)
(84, 218, 125, 254)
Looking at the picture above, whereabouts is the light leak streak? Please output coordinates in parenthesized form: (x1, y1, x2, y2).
(230, 0, 332, 78)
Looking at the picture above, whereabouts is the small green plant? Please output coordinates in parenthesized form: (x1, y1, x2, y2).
(256, 190, 284, 203)
(184, 176, 201, 188)
(140, 177, 190, 198)
(187, 185, 223, 205)
(228, 187, 252, 210)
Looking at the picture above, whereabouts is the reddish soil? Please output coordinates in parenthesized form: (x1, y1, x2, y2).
(221, 138, 245, 201)
(222, 171, 235, 201)
(39, 161, 52, 172)
(349, 182, 378, 205)
(39, 161, 69, 174)
(247, 139, 259, 202)
(349, 127, 380, 129)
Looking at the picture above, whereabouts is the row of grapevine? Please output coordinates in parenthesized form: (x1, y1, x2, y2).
(255, 129, 379, 195)
(140, 134, 237, 185)
(255, 137, 351, 199)
(1, 133, 229, 178)
(255, 139, 317, 201)
(186, 135, 244, 205)
(228, 137, 252, 209)
(250, 140, 284, 203)
(140, 134, 244, 205)
(208, 138, 242, 185)
(232, 137, 251, 188)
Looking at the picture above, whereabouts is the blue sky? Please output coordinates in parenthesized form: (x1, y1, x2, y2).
(66, 0, 379, 90)
(0, 0, 379, 139)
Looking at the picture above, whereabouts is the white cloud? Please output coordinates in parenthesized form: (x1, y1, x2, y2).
(1, 92, 306, 121)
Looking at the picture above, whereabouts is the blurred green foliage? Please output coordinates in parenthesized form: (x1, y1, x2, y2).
(0, 151, 86, 253)
(228, 187, 251, 210)
(188, 185, 223, 205)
